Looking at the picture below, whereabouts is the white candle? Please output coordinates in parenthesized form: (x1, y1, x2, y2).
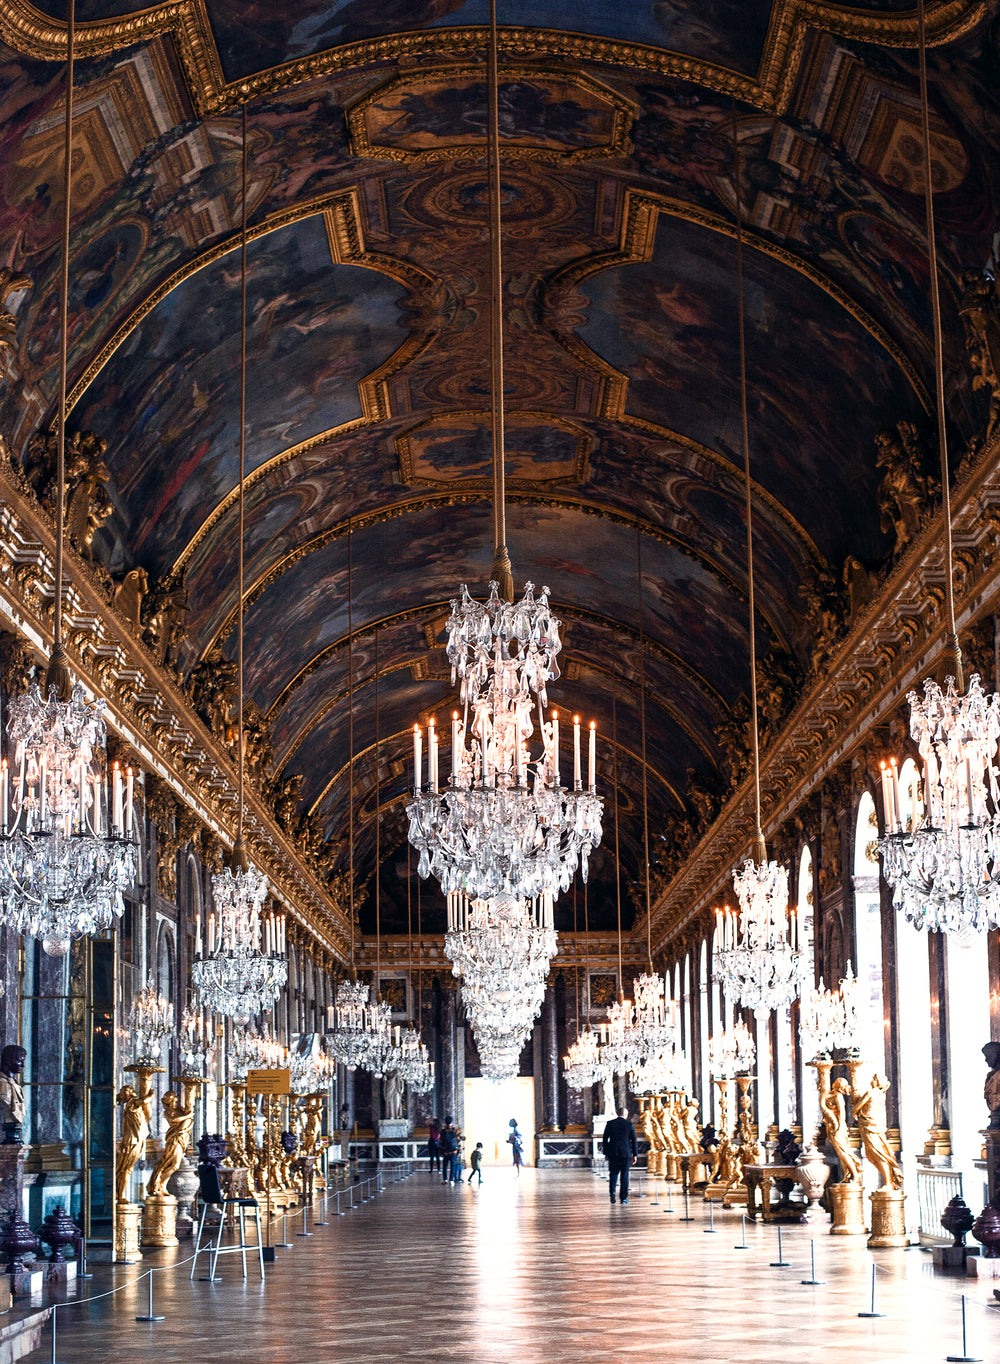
(413, 724, 422, 791)
(428, 718, 437, 792)
(551, 710, 560, 785)
(195, 908, 203, 957)
(208, 912, 215, 955)
(452, 711, 460, 779)
(92, 776, 101, 836)
(890, 760, 901, 832)
(126, 767, 134, 835)
(113, 762, 123, 832)
(588, 721, 596, 791)
(966, 756, 976, 822)
(879, 762, 892, 832)
(573, 715, 581, 790)
(1, 759, 7, 834)
(39, 753, 46, 824)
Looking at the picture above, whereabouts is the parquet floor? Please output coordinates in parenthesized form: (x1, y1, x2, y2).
(22, 1168, 1000, 1363)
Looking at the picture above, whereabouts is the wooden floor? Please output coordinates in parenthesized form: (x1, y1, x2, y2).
(23, 1168, 1000, 1363)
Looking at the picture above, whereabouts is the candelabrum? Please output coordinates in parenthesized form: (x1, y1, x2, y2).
(407, 581, 603, 903)
(129, 980, 174, 1065)
(715, 864, 807, 1017)
(179, 1007, 213, 1075)
(707, 1022, 756, 1080)
(879, 674, 1000, 935)
(0, 682, 137, 954)
(325, 978, 392, 1075)
(192, 868, 287, 1022)
(563, 1027, 603, 1091)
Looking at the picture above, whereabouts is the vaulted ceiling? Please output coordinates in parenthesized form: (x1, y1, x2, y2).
(0, 0, 997, 938)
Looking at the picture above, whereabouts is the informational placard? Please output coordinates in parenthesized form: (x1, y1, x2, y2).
(246, 1067, 291, 1096)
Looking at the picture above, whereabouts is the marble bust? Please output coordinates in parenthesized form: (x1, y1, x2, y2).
(0, 1044, 26, 1142)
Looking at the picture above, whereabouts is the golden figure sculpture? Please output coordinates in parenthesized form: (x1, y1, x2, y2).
(681, 1097, 702, 1152)
(821, 1078, 861, 1183)
(851, 1071, 903, 1191)
(666, 1092, 686, 1151)
(116, 1070, 157, 1203)
(146, 1081, 199, 1197)
(300, 1094, 323, 1157)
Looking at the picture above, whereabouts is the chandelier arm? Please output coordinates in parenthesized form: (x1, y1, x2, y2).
(731, 107, 764, 861)
(918, 0, 961, 687)
(486, 0, 511, 601)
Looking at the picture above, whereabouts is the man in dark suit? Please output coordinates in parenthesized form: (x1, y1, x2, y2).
(602, 1105, 638, 1204)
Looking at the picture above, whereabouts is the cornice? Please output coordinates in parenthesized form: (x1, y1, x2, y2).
(648, 429, 1000, 954)
(0, 463, 352, 963)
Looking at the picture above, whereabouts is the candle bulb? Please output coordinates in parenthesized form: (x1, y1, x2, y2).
(428, 717, 437, 792)
(573, 714, 581, 790)
(452, 711, 460, 779)
(1, 758, 7, 835)
(551, 710, 560, 785)
(112, 761, 123, 833)
(588, 720, 596, 791)
(413, 723, 422, 792)
(966, 756, 976, 823)
(879, 761, 893, 833)
(890, 758, 902, 832)
(126, 766, 134, 835)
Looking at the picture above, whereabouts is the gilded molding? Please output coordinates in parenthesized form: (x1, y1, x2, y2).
(0, 3, 982, 118)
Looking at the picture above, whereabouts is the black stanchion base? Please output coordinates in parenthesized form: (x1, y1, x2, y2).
(801, 1278, 825, 1285)
(296, 1230, 313, 1237)
(857, 1312, 884, 1319)
(262, 1247, 277, 1263)
(197, 1276, 222, 1282)
(274, 1242, 293, 1249)
(770, 1260, 790, 1268)
(945, 1356, 980, 1361)
(679, 1216, 695, 1223)
(734, 1243, 749, 1250)
(135, 1314, 166, 1323)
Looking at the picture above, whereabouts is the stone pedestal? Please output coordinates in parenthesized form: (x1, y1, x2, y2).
(868, 1187, 907, 1248)
(115, 1202, 142, 1263)
(141, 1192, 178, 1248)
(377, 1119, 409, 1140)
(167, 1155, 199, 1238)
(984, 1128, 1000, 1210)
(0, 1148, 28, 1225)
(829, 1181, 867, 1235)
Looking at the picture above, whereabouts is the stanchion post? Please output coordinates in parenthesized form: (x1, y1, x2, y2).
(135, 1267, 166, 1323)
(680, 1186, 694, 1222)
(734, 1213, 748, 1249)
(50, 1302, 70, 1364)
(945, 1294, 981, 1363)
(664, 1181, 674, 1213)
(858, 1263, 884, 1318)
(770, 1225, 790, 1267)
(704, 1198, 717, 1233)
(297, 1199, 312, 1236)
(801, 1240, 824, 1285)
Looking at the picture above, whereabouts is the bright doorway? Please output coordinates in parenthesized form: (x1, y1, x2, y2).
(463, 1076, 534, 1164)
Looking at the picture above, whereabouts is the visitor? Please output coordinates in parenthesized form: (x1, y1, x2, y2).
(507, 1118, 524, 1176)
(602, 1105, 638, 1204)
(427, 1116, 441, 1172)
(439, 1115, 459, 1183)
(468, 1141, 484, 1185)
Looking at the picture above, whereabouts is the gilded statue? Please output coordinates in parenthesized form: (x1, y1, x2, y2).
(146, 1082, 199, 1197)
(681, 1096, 702, 1152)
(116, 1071, 156, 1203)
(300, 1095, 323, 1157)
(851, 1071, 903, 1191)
(141, 569, 188, 673)
(959, 267, 1000, 443)
(874, 420, 935, 560)
(821, 1078, 861, 1182)
(187, 644, 238, 737)
(0, 268, 30, 372)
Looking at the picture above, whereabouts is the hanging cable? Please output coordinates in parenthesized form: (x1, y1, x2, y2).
(637, 527, 652, 969)
(235, 103, 248, 858)
(347, 517, 355, 972)
(731, 108, 766, 867)
(374, 621, 381, 997)
(918, 0, 962, 689)
(48, 0, 76, 696)
(612, 658, 623, 992)
(487, 0, 512, 600)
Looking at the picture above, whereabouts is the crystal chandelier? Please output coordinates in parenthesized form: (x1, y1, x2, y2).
(405, 6, 602, 910)
(0, 16, 137, 955)
(393, 1024, 435, 1093)
(408, 583, 603, 902)
(799, 963, 860, 1060)
(879, 680, 1000, 935)
(630, 1044, 684, 1096)
(715, 873, 806, 1019)
(192, 860, 287, 1022)
(129, 979, 174, 1065)
(876, 5, 1000, 936)
(707, 1022, 756, 1079)
(325, 976, 392, 1075)
(563, 1024, 603, 1091)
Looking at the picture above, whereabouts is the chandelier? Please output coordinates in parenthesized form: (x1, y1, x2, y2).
(392, 1024, 435, 1093)
(408, 583, 603, 902)
(799, 963, 860, 1059)
(446, 891, 556, 1083)
(879, 680, 1000, 935)
(129, 979, 174, 1065)
(563, 1025, 604, 1091)
(0, 17, 137, 955)
(192, 859, 287, 1022)
(707, 1022, 756, 1079)
(876, 5, 1000, 936)
(715, 873, 806, 1019)
(630, 1044, 684, 1096)
(325, 976, 393, 1075)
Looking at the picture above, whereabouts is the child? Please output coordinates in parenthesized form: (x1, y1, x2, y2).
(468, 1141, 484, 1185)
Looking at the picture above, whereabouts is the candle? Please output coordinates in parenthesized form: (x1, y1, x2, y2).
(428, 717, 437, 792)
(126, 767, 134, 835)
(588, 721, 596, 791)
(208, 912, 215, 955)
(39, 753, 46, 824)
(452, 711, 460, 779)
(879, 761, 893, 833)
(890, 758, 901, 832)
(92, 776, 102, 836)
(966, 756, 976, 823)
(551, 710, 560, 785)
(1, 758, 7, 835)
(573, 715, 581, 790)
(195, 908, 203, 958)
(113, 761, 123, 832)
(413, 724, 422, 791)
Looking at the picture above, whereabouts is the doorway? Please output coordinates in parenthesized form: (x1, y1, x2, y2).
(463, 1077, 534, 1164)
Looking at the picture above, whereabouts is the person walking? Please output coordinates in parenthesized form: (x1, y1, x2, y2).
(467, 1142, 484, 1185)
(507, 1118, 525, 1176)
(439, 1116, 459, 1183)
(427, 1117, 441, 1173)
(602, 1105, 638, 1204)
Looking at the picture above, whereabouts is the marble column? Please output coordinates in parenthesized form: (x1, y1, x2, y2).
(541, 984, 560, 1132)
(439, 982, 457, 1122)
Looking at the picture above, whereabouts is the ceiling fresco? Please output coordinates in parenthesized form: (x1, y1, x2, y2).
(0, 0, 996, 934)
